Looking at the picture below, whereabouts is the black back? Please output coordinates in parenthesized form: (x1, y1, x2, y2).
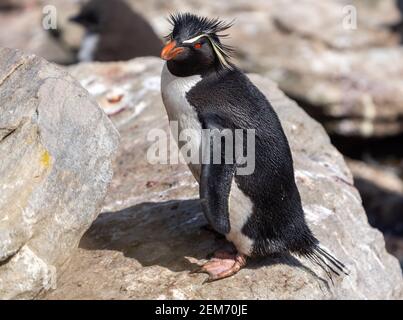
(187, 68, 318, 256)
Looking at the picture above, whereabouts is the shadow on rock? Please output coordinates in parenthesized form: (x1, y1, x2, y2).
(353, 177, 403, 269)
(79, 199, 223, 273)
(354, 177, 403, 235)
(79, 199, 331, 285)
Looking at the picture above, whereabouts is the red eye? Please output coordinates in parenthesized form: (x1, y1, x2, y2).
(194, 43, 202, 49)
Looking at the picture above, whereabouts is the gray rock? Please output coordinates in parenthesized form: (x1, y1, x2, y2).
(44, 57, 403, 299)
(0, 48, 119, 299)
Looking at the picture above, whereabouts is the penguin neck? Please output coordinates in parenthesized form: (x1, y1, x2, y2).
(166, 59, 221, 78)
(161, 63, 203, 122)
(161, 63, 202, 100)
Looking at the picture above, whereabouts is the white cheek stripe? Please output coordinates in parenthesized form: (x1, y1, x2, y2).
(210, 40, 232, 69)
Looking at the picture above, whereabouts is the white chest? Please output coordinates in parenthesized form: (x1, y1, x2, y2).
(78, 33, 99, 62)
(160, 64, 254, 255)
(161, 63, 203, 177)
(161, 64, 202, 129)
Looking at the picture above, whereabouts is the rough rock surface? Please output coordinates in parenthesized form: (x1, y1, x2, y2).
(0, 48, 119, 299)
(44, 57, 403, 299)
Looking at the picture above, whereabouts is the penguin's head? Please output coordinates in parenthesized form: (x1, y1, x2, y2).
(69, 0, 103, 33)
(70, 0, 132, 33)
(161, 13, 235, 77)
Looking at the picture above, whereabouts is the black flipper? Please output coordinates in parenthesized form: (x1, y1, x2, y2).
(199, 113, 235, 235)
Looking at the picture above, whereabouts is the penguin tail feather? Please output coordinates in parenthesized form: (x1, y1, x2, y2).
(305, 246, 349, 283)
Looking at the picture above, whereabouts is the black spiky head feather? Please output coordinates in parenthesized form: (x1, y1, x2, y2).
(166, 12, 235, 70)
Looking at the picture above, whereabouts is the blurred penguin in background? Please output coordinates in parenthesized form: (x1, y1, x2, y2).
(0, 0, 20, 11)
(70, 0, 162, 62)
(391, 0, 403, 43)
(0, 0, 36, 11)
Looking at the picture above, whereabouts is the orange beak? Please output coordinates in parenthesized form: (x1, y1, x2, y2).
(161, 40, 185, 60)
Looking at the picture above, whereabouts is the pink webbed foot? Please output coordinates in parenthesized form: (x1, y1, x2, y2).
(192, 250, 247, 283)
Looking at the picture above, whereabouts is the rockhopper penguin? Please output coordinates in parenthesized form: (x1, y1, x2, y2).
(160, 13, 348, 282)
(70, 0, 162, 62)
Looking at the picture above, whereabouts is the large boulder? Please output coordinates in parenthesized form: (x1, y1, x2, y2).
(44, 57, 402, 299)
(0, 48, 119, 299)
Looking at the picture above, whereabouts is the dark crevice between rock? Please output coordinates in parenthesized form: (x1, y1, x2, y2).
(355, 177, 403, 235)
(0, 254, 14, 267)
(0, 59, 26, 87)
(34, 105, 40, 123)
(0, 243, 23, 267)
(330, 134, 403, 170)
(0, 127, 17, 143)
(353, 177, 403, 269)
(0, 117, 30, 144)
(283, 92, 335, 122)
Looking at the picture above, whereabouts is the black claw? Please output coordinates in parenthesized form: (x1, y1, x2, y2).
(203, 277, 215, 285)
(190, 267, 207, 275)
(190, 268, 201, 275)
